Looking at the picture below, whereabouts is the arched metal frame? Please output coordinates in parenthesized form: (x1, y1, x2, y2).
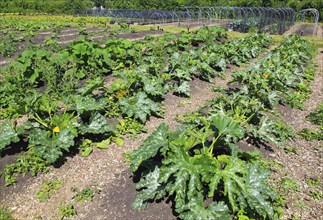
(296, 8, 319, 35)
(74, 6, 321, 35)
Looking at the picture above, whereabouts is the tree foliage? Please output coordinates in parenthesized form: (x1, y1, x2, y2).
(0, 0, 321, 21)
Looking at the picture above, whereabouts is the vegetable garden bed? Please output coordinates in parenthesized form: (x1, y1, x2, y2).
(0, 19, 322, 220)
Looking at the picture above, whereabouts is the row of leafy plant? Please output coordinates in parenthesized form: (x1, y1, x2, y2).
(0, 29, 25, 58)
(0, 16, 102, 58)
(126, 35, 317, 219)
(0, 27, 271, 186)
(0, 22, 136, 59)
(0, 15, 111, 31)
(231, 35, 317, 110)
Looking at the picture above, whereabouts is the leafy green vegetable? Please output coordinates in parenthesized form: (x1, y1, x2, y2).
(119, 92, 163, 123)
(78, 77, 104, 96)
(70, 95, 106, 115)
(0, 120, 21, 152)
(2, 149, 50, 186)
(79, 112, 113, 135)
(128, 122, 282, 219)
(125, 123, 169, 172)
(29, 128, 76, 164)
(307, 103, 323, 126)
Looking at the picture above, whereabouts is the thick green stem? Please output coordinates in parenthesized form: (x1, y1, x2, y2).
(32, 113, 48, 128)
(207, 133, 222, 157)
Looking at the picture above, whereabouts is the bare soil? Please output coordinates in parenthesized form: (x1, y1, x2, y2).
(284, 24, 321, 37)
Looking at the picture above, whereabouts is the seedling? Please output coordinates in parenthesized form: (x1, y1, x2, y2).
(283, 146, 298, 154)
(37, 179, 63, 202)
(59, 203, 76, 219)
(280, 178, 302, 193)
(72, 183, 101, 204)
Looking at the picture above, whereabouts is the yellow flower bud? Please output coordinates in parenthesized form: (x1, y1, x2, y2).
(262, 73, 269, 78)
(53, 126, 60, 133)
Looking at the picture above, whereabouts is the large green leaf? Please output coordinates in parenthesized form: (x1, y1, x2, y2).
(207, 156, 248, 211)
(248, 116, 278, 144)
(29, 128, 76, 164)
(142, 76, 166, 96)
(0, 120, 20, 152)
(179, 198, 231, 220)
(72, 42, 89, 56)
(70, 95, 106, 115)
(158, 144, 204, 213)
(133, 166, 167, 210)
(78, 77, 104, 96)
(119, 92, 163, 123)
(0, 120, 33, 152)
(175, 80, 191, 97)
(212, 114, 244, 141)
(125, 123, 169, 172)
(130, 122, 282, 219)
(79, 112, 113, 135)
(243, 164, 279, 219)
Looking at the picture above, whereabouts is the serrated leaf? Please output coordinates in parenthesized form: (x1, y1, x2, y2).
(179, 198, 231, 220)
(125, 123, 169, 172)
(78, 77, 104, 96)
(133, 166, 164, 210)
(0, 120, 20, 152)
(71, 95, 106, 115)
(243, 164, 277, 218)
(158, 143, 204, 213)
(119, 92, 163, 123)
(249, 116, 278, 144)
(175, 81, 191, 97)
(72, 43, 88, 55)
(142, 77, 165, 96)
(29, 128, 76, 164)
(79, 112, 113, 135)
(212, 114, 244, 141)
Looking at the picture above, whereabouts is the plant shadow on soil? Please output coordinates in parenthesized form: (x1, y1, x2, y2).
(0, 138, 81, 188)
(79, 169, 178, 220)
(0, 140, 30, 174)
(79, 137, 274, 220)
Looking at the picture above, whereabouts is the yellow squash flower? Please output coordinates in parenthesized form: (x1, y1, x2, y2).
(53, 126, 60, 133)
(262, 73, 269, 78)
(116, 90, 127, 99)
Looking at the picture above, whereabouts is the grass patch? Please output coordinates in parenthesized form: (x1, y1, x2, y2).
(304, 36, 323, 48)
(270, 34, 284, 45)
(0, 207, 14, 220)
(227, 31, 248, 40)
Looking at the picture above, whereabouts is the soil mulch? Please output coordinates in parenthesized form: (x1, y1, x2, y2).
(78, 169, 176, 220)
